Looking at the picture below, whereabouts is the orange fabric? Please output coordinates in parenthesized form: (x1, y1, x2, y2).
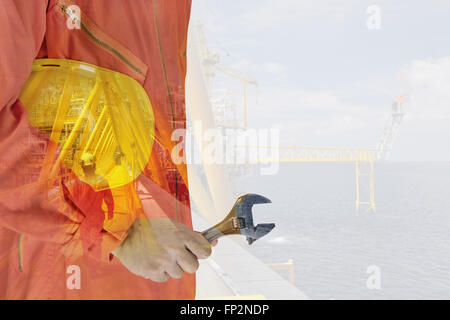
(0, 0, 194, 299)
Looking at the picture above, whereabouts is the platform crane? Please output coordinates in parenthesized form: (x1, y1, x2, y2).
(376, 96, 406, 161)
(194, 22, 258, 129)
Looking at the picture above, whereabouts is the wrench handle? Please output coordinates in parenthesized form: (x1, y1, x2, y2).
(201, 227, 223, 243)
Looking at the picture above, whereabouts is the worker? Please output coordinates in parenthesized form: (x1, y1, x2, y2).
(70, 152, 114, 261)
(0, 0, 214, 299)
(105, 148, 142, 235)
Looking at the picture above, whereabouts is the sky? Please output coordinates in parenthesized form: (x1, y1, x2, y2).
(188, 0, 450, 161)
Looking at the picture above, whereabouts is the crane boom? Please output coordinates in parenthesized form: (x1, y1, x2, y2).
(214, 63, 258, 86)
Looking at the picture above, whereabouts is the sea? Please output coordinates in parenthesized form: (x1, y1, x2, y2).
(237, 162, 450, 299)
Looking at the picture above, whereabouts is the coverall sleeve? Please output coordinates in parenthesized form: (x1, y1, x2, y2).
(0, 0, 123, 262)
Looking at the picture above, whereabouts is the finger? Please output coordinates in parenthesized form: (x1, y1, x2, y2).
(145, 272, 170, 283)
(184, 233, 212, 259)
(165, 263, 184, 279)
(176, 250, 199, 274)
(211, 240, 218, 247)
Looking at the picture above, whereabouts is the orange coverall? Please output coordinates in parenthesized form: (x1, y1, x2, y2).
(0, 0, 194, 299)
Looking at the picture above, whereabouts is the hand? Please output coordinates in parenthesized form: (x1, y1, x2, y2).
(112, 217, 215, 282)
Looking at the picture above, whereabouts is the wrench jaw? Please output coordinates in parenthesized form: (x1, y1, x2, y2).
(235, 193, 274, 245)
(242, 223, 276, 245)
(239, 193, 272, 205)
(201, 193, 275, 245)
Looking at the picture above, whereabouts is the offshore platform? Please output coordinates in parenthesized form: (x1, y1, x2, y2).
(191, 22, 405, 214)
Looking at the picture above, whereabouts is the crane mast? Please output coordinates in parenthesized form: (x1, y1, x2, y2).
(194, 22, 258, 129)
(376, 96, 405, 161)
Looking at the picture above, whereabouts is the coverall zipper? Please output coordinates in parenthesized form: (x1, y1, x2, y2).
(17, 234, 23, 272)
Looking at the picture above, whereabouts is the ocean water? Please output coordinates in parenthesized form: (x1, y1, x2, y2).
(237, 162, 450, 300)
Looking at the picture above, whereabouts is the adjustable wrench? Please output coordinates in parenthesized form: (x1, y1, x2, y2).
(202, 194, 275, 245)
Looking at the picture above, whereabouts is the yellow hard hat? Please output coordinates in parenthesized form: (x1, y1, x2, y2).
(80, 152, 96, 167)
(20, 59, 155, 190)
